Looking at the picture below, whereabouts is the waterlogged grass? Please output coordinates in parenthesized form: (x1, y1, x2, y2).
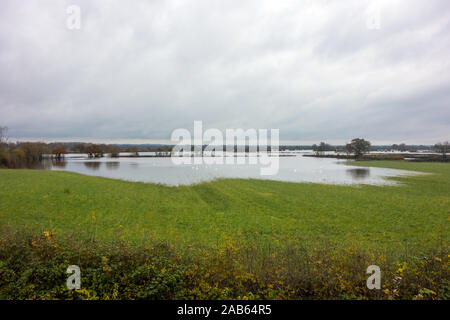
(0, 161, 448, 252)
(0, 161, 448, 299)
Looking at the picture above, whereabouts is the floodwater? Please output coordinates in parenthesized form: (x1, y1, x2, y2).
(42, 152, 421, 186)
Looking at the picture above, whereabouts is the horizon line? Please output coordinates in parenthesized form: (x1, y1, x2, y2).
(6, 137, 443, 146)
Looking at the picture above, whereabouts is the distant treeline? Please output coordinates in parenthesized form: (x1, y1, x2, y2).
(0, 141, 172, 169)
(306, 143, 436, 153)
(0, 126, 447, 168)
(307, 140, 448, 161)
(0, 141, 444, 169)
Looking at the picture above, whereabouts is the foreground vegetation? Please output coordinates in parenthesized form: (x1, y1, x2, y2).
(0, 161, 448, 299)
(1, 229, 447, 300)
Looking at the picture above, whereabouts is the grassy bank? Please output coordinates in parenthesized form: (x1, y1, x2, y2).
(0, 161, 448, 299)
(0, 161, 448, 250)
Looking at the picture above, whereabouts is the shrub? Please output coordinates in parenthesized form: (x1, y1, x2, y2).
(0, 230, 448, 300)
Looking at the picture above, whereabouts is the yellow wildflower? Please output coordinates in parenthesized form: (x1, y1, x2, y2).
(43, 231, 52, 239)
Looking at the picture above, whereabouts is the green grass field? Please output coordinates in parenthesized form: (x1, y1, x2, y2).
(1, 161, 448, 252)
(1, 160, 448, 299)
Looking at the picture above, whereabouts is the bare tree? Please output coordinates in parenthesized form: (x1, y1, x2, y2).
(0, 126, 8, 153)
(74, 143, 85, 153)
(434, 141, 449, 160)
(52, 146, 68, 159)
(85, 144, 104, 158)
(128, 146, 139, 156)
(108, 145, 121, 157)
(312, 142, 332, 156)
(0, 126, 8, 144)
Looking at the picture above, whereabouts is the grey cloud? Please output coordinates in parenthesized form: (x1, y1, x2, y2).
(0, 0, 449, 144)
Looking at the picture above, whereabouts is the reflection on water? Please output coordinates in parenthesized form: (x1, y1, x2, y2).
(105, 162, 120, 169)
(33, 159, 60, 170)
(51, 160, 67, 168)
(346, 168, 370, 180)
(84, 162, 102, 170)
(129, 162, 139, 169)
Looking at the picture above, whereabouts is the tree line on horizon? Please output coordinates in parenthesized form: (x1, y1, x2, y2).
(312, 138, 371, 158)
(0, 126, 169, 168)
(312, 139, 449, 159)
(0, 126, 448, 168)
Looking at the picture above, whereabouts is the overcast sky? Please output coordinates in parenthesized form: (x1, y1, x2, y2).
(0, 0, 449, 144)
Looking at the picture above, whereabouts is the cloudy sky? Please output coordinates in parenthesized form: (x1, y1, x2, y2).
(0, 0, 449, 144)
